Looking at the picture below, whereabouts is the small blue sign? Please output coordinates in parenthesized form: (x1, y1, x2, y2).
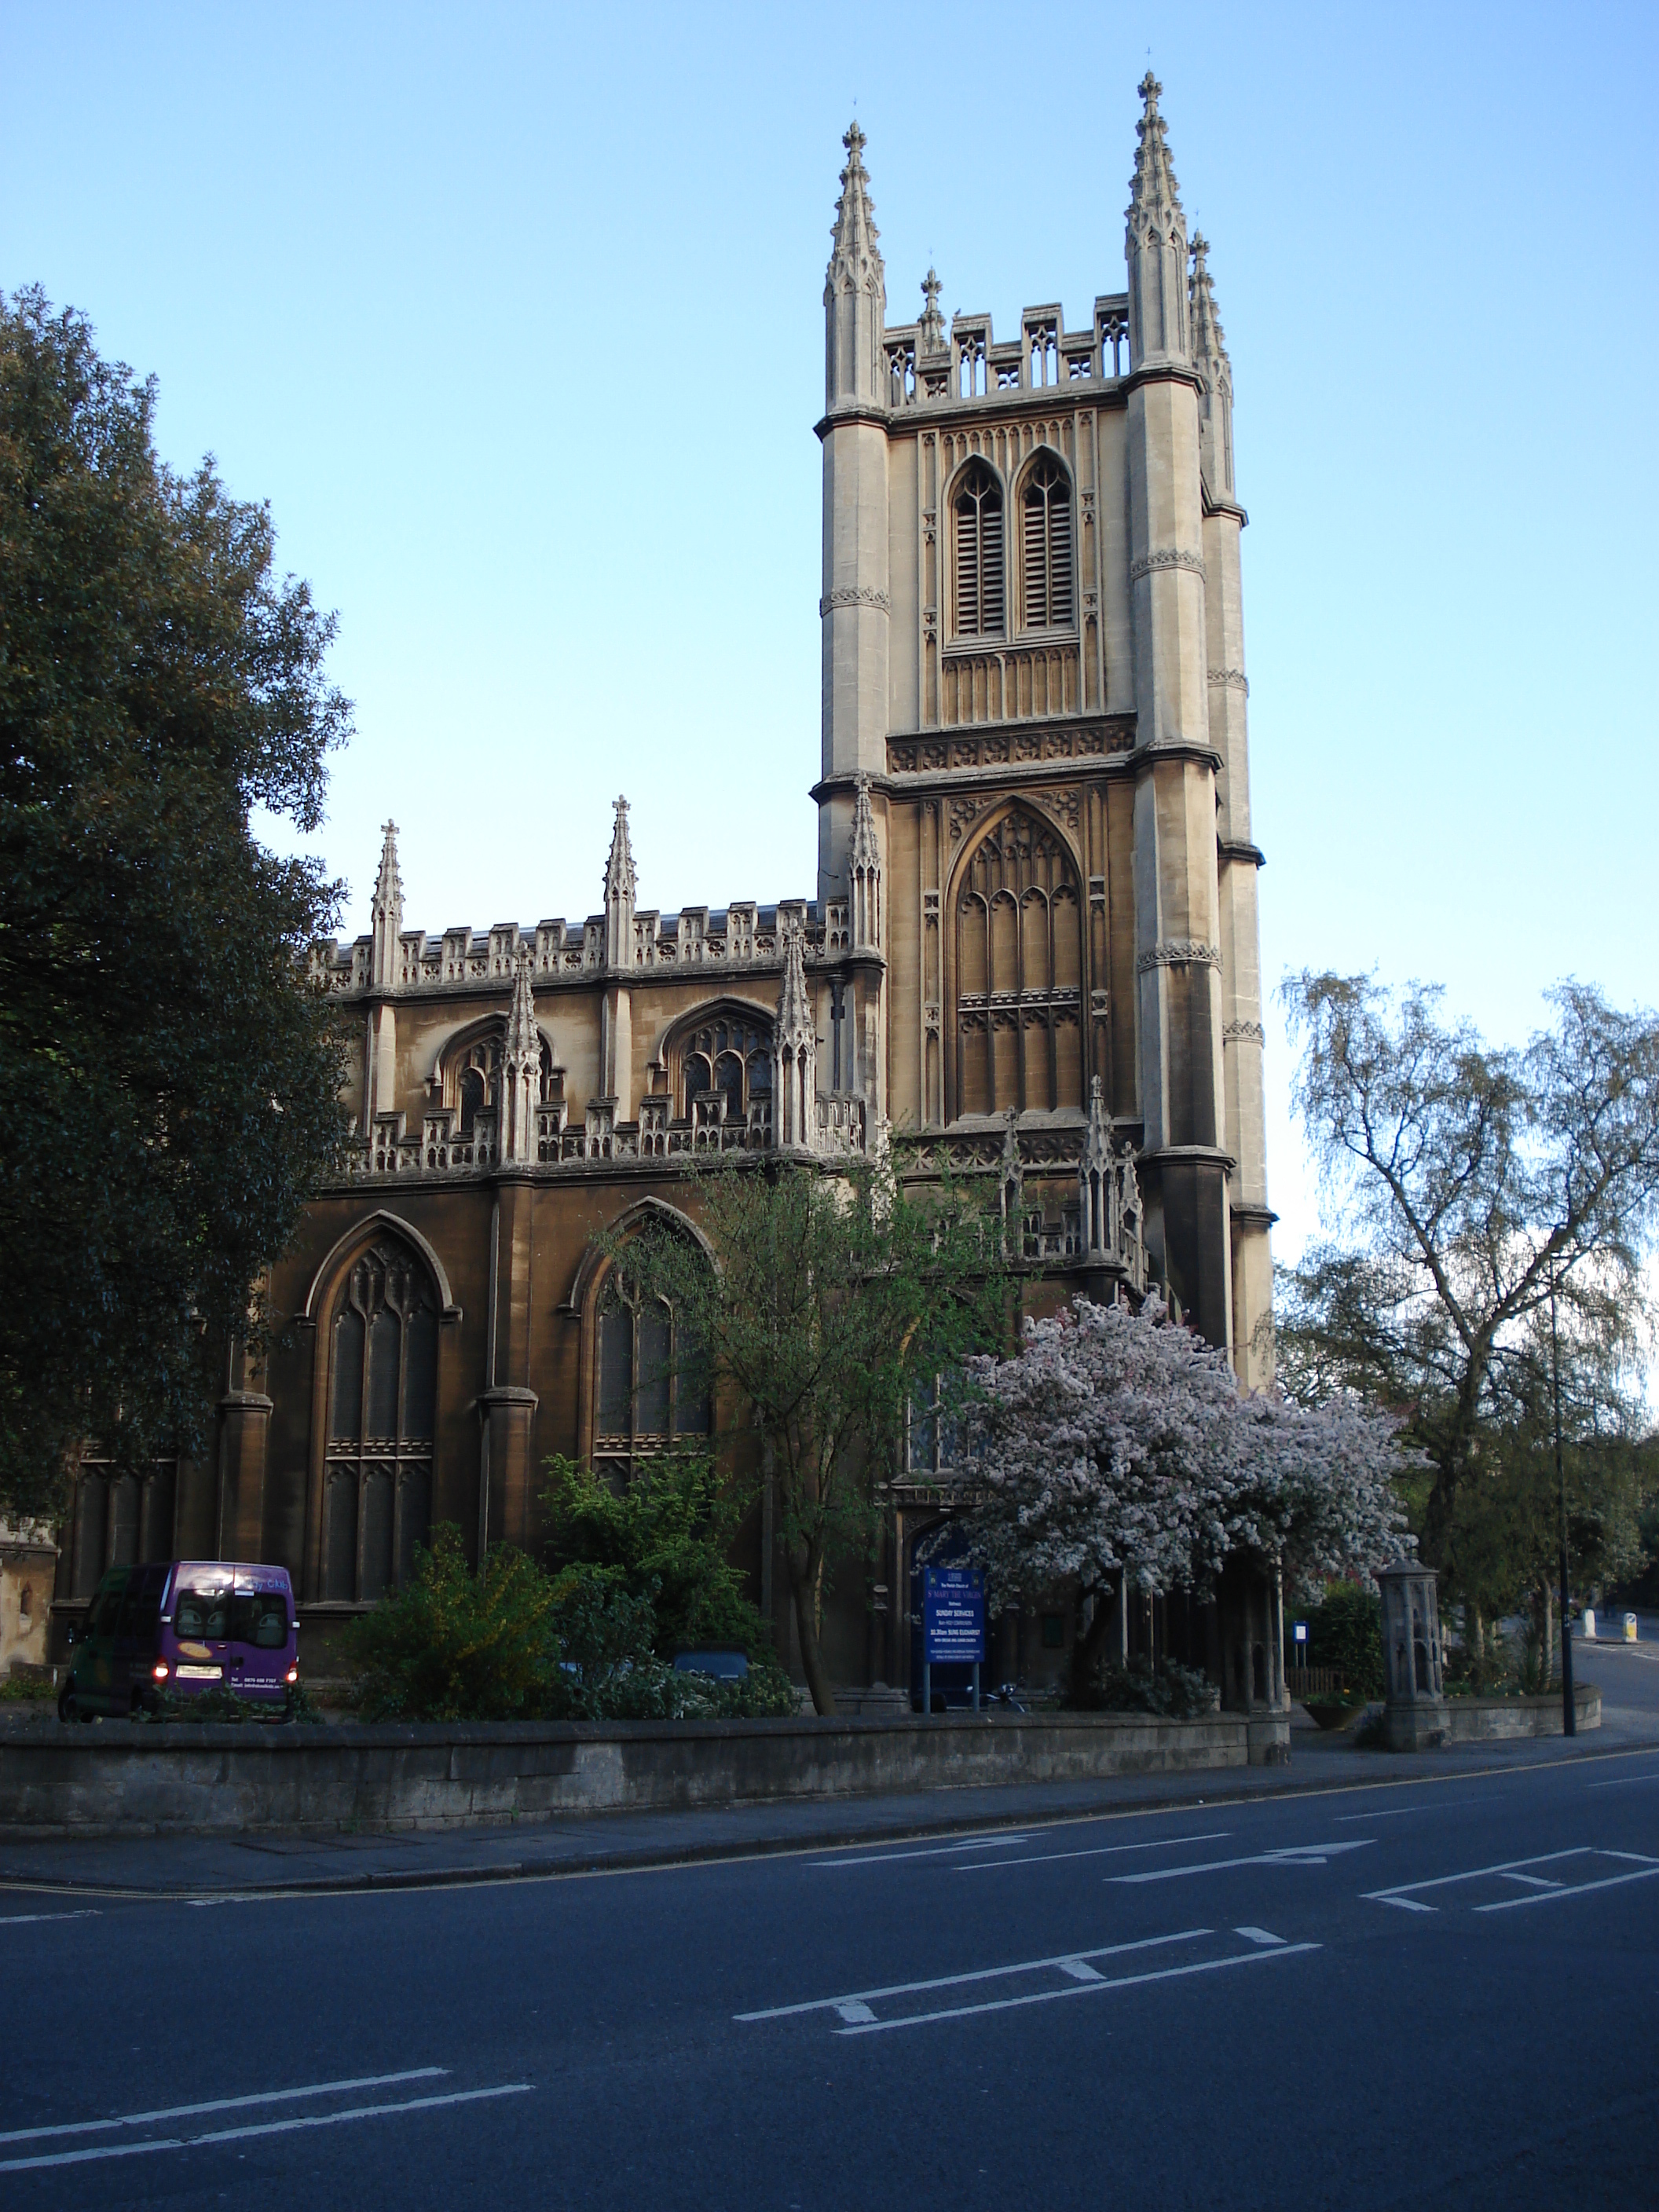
(923, 1566, 986, 1664)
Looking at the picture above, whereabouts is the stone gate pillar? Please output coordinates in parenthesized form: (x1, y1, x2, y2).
(1378, 1562, 1446, 1750)
(1216, 1554, 1290, 1765)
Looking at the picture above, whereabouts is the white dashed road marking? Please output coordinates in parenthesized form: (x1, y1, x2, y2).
(0, 2068, 533, 2176)
(738, 1925, 1317, 2037)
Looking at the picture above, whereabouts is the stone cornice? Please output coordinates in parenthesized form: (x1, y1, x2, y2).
(1229, 1203, 1278, 1231)
(815, 404, 889, 440)
(1123, 360, 1205, 400)
(1129, 738, 1225, 776)
(1141, 1143, 1237, 1174)
(1201, 493, 1249, 527)
(1218, 838, 1265, 869)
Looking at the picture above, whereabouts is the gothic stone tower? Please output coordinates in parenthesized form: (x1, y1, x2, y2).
(819, 82, 1272, 1372)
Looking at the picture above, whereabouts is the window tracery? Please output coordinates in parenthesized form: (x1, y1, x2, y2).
(448, 1030, 558, 1138)
(593, 1279, 711, 1478)
(676, 1013, 773, 1130)
(951, 808, 1084, 1119)
(323, 1239, 438, 1602)
(952, 461, 1005, 640)
(1020, 453, 1074, 631)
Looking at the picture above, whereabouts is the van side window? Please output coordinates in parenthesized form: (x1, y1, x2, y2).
(117, 1580, 160, 1644)
(174, 1587, 231, 1640)
(86, 1584, 124, 1639)
(230, 1592, 290, 1650)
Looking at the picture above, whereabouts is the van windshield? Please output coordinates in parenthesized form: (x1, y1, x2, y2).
(231, 1591, 291, 1649)
(173, 1587, 231, 1640)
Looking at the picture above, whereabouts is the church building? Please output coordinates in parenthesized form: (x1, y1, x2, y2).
(52, 80, 1273, 1696)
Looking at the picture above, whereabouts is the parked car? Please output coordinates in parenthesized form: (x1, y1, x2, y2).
(58, 1561, 298, 1720)
(671, 1649, 750, 1681)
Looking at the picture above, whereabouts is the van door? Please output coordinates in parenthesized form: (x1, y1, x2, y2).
(170, 1575, 233, 1691)
(230, 1584, 291, 1698)
(75, 1571, 128, 1712)
(114, 1569, 164, 1710)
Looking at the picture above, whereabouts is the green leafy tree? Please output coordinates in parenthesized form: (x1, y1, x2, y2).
(540, 1452, 781, 1662)
(1277, 974, 1659, 1599)
(0, 289, 351, 1514)
(606, 1159, 1009, 1716)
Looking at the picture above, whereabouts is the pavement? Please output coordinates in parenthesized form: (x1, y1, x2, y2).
(3, 1632, 1657, 1901)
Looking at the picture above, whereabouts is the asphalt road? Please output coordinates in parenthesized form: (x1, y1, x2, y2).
(5, 1726, 1659, 2210)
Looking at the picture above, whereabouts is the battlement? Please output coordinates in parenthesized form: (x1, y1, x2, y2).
(882, 295, 1129, 410)
(311, 897, 845, 997)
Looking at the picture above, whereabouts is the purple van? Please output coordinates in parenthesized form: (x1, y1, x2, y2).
(59, 1560, 298, 1720)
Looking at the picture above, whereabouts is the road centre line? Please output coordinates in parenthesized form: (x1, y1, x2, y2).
(1335, 1807, 1432, 1821)
(1587, 1771, 1659, 1789)
(0, 2067, 448, 2146)
(0, 1910, 101, 1926)
(1112, 1841, 1377, 1883)
(813, 1834, 1035, 1867)
(831, 1941, 1320, 2036)
(736, 1929, 1210, 2022)
(0, 2085, 535, 2177)
(955, 1830, 1232, 1872)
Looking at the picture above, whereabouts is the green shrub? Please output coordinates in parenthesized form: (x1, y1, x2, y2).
(0, 1672, 55, 1702)
(541, 1453, 774, 1659)
(345, 1525, 561, 1722)
(345, 1525, 799, 1723)
(1300, 1580, 1385, 1697)
(1074, 1657, 1216, 1717)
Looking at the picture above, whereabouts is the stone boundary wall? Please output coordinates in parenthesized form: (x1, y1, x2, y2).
(0, 1710, 1258, 1838)
(1442, 1685, 1601, 1741)
(1383, 1683, 1600, 1749)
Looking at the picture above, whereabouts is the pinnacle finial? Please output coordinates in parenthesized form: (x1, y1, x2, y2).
(827, 118, 883, 293)
(369, 820, 402, 986)
(604, 794, 636, 906)
(1125, 73, 1188, 364)
(918, 266, 946, 352)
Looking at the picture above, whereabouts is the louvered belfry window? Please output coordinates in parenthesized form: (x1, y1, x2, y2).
(1022, 454, 1073, 629)
(953, 463, 1004, 639)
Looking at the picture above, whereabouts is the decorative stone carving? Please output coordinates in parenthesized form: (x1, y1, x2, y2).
(1129, 548, 1205, 583)
(948, 794, 981, 843)
(819, 586, 892, 616)
(1223, 1020, 1265, 1044)
(1207, 667, 1249, 693)
(1138, 939, 1221, 972)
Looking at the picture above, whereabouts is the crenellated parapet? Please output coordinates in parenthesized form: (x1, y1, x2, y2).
(882, 294, 1130, 412)
(310, 896, 859, 999)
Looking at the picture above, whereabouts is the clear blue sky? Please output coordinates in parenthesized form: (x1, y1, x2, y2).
(4, 2, 1655, 1260)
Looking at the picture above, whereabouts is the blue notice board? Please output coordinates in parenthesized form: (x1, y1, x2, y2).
(923, 1566, 986, 1664)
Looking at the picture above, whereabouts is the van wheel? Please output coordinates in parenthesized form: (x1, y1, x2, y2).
(57, 1688, 90, 1723)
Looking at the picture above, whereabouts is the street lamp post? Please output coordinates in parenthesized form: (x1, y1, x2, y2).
(1551, 1271, 1574, 1738)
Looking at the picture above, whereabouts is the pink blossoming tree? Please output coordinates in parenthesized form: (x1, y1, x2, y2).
(961, 1295, 1413, 1690)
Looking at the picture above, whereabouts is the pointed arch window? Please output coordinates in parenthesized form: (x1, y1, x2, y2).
(1021, 455, 1073, 630)
(953, 463, 1004, 639)
(951, 808, 1085, 1120)
(593, 1278, 711, 1478)
(323, 1240, 438, 1602)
